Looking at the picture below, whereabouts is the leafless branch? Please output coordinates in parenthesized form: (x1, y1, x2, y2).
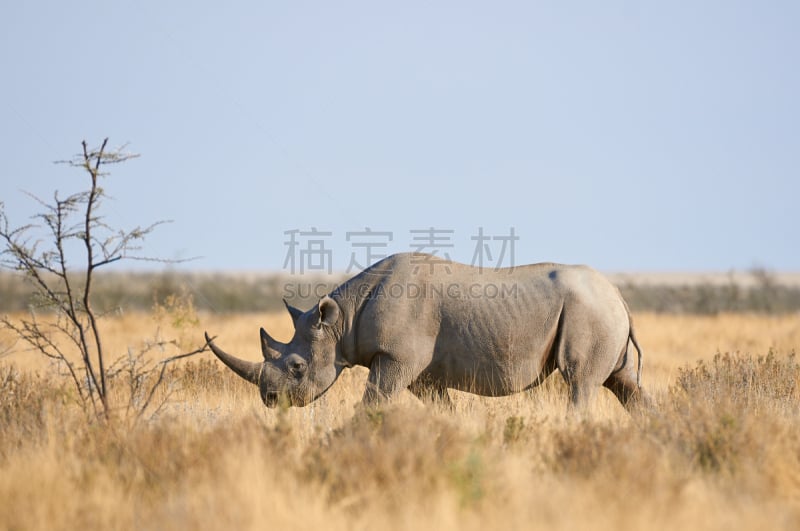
(135, 338, 211, 424)
(0, 138, 208, 424)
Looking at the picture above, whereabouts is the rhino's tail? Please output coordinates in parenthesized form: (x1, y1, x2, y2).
(623, 298, 643, 389)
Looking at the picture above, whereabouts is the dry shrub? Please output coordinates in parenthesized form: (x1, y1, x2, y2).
(654, 351, 800, 485)
(674, 350, 798, 411)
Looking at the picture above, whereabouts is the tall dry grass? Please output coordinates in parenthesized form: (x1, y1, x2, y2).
(1, 311, 799, 530)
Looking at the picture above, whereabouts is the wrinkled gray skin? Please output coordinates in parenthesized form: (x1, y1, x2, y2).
(206, 253, 649, 411)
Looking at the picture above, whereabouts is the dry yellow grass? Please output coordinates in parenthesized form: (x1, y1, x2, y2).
(635, 312, 800, 389)
(1, 311, 799, 530)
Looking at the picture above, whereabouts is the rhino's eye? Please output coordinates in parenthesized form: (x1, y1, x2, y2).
(289, 359, 307, 379)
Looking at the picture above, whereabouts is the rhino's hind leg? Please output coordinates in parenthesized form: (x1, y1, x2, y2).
(565, 378, 599, 411)
(555, 330, 623, 412)
(603, 348, 652, 411)
(556, 345, 603, 412)
(604, 373, 650, 411)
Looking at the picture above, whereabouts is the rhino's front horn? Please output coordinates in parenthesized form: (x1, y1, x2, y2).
(205, 332, 261, 385)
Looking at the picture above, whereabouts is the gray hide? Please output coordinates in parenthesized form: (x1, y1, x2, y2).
(206, 253, 649, 410)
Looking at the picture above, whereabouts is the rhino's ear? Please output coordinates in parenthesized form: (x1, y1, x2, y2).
(283, 299, 304, 327)
(317, 295, 340, 328)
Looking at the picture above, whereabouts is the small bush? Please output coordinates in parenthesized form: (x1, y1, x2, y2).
(674, 350, 798, 412)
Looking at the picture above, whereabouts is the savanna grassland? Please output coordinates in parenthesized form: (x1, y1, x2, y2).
(1, 307, 800, 530)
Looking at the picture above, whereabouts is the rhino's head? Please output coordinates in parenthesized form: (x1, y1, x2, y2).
(205, 295, 342, 408)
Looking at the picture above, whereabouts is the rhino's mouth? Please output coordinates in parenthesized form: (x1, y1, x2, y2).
(261, 380, 336, 408)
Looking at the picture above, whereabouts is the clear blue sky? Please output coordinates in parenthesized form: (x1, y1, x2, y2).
(1, 1, 798, 273)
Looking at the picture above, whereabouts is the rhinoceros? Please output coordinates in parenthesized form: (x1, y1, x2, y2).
(205, 252, 648, 411)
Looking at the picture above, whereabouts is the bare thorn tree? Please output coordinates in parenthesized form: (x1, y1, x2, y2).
(0, 138, 209, 422)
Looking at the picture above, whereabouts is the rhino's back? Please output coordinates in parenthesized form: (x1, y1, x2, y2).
(363, 252, 621, 328)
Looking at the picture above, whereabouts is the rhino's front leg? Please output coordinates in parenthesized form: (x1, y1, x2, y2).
(361, 353, 417, 406)
(408, 377, 453, 408)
